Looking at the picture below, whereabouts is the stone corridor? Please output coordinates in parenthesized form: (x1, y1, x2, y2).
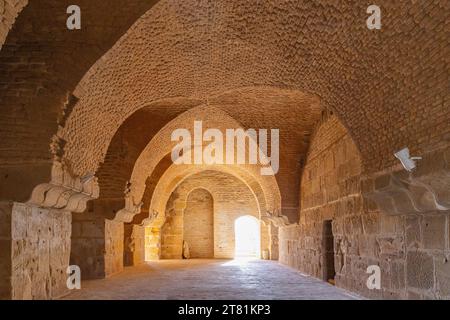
(63, 260, 359, 300)
(1, 1, 449, 301)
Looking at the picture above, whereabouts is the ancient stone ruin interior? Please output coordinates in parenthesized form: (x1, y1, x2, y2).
(0, 0, 449, 301)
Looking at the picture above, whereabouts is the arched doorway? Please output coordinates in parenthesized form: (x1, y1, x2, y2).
(183, 188, 214, 258)
(234, 216, 260, 258)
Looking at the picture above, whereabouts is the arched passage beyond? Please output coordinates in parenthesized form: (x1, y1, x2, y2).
(183, 188, 214, 259)
(159, 170, 270, 260)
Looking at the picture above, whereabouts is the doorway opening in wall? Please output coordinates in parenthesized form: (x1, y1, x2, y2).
(322, 220, 336, 285)
(234, 215, 260, 259)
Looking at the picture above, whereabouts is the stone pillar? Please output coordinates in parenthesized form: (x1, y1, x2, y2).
(145, 227, 161, 260)
(132, 225, 145, 265)
(160, 196, 184, 259)
(0, 201, 71, 300)
(260, 222, 270, 259)
(71, 213, 124, 279)
(124, 223, 145, 266)
(269, 223, 279, 261)
(160, 214, 184, 259)
(0, 161, 99, 299)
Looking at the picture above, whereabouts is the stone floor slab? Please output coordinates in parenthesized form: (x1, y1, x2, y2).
(63, 259, 361, 300)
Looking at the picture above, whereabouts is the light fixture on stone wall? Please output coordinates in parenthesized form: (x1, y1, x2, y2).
(394, 147, 422, 172)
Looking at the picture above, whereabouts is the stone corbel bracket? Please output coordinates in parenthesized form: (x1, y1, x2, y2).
(28, 161, 99, 213)
(141, 210, 160, 227)
(362, 147, 450, 215)
(114, 197, 144, 223)
(263, 209, 296, 227)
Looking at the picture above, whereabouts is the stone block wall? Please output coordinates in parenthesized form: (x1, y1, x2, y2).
(0, 201, 71, 300)
(71, 214, 123, 279)
(160, 194, 183, 259)
(131, 225, 145, 265)
(104, 219, 124, 276)
(279, 115, 450, 299)
(268, 224, 279, 261)
(145, 227, 160, 260)
(183, 188, 214, 258)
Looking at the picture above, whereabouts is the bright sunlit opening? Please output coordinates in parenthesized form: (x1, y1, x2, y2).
(234, 215, 260, 259)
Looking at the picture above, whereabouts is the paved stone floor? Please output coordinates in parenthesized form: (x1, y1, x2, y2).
(63, 259, 360, 300)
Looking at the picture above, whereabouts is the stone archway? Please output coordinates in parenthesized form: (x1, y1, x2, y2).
(145, 161, 280, 262)
(159, 170, 269, 260)
(182, 188, 214, 259)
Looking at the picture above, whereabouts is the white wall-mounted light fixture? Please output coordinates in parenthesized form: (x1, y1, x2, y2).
(394, 147, 422, 172)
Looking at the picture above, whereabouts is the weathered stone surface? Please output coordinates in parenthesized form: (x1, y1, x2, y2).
(380, 215, 401, 235)
(435, 256, 450, 298)
(406, 252, 434, 291)
(183, 189, 214, 258)
(362, 213, 381, 235)
(104, 220, 124, 277)
(422, 215, 446, 250)
(377, 236, 405, 259)
(405, 216, 422, 250)
(280, 115, 377, 296)
(363, 148, 450, 216)
(381, 260, 406, 292)
(71, 214, 123, 280)
(280, 115, 450, 300)
(9, 203, 71, 300)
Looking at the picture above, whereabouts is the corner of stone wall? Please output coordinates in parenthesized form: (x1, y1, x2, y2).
(124, 223, 145, 266)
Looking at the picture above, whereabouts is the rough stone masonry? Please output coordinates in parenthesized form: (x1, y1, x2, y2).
(0, 0, 449, 300)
